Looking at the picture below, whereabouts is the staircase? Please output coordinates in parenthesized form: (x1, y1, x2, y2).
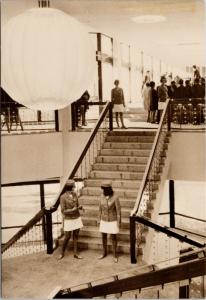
(69, 130, 156, 255)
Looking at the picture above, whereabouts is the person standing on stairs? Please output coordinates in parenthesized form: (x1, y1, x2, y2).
(58, 180, 84, 260)
(98, 183, 121, 263)
(111, 80, 127, 129)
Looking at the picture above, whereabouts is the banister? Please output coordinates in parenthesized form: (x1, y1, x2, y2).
(130, 215, 205, 248)
(131, 98, 170, 216)
(2, 101, 112, 255)
(53, 256, 206, 298)
(51, 101, 112, 211)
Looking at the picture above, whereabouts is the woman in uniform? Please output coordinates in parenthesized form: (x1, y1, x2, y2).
(58, 179, 83, 260)
(111, 80, 127, 129)
(98, 183, 121, 263)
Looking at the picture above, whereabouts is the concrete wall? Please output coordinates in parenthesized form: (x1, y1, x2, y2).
(1, 132, 63, 184)
(168, 132, 206, 181)
(1, 130, 91, 185)
(61, 131, 91, 186)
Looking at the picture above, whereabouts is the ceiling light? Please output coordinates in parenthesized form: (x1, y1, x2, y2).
(132, 15, 166, 24)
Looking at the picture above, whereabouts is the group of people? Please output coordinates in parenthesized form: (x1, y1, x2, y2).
(142, 67, 205, 124)
(75, 65, 205, 128)
(58, 180, 121, 263)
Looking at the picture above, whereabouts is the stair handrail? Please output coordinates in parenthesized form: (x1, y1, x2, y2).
(50, 101, 112, 212)
(131, 98, 170, 216)
(1, 101, 112, 255)
(131, 215, 205, 248)
(52, 250, 206, 298)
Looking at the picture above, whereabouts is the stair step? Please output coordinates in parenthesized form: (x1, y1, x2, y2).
(96, 156, 149, 164)
(84, 179, 141, 189)
(103, 142, 153, 149)
(82, 216, 131, 229)
(79, 196, 136, 208)
(82, 187, 139, 198)
(61, 236, 132, 254)
(89, 170, 144, 180)
(92, 163, 147, 172)
(79, 226, 131, 242)
(107, 131, 156, 136)
(100, 149, 151, 157)
(106, 136, 155, 143)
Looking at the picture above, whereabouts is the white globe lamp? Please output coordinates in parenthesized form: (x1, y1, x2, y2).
(2, 8, 95, 111)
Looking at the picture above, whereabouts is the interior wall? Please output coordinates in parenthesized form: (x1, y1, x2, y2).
(60, 131, 90, 186)
(168, 132, 206, 182)
(1, 132, 63, 184)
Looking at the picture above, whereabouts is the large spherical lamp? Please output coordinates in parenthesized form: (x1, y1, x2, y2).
(2, 8, 95, 111)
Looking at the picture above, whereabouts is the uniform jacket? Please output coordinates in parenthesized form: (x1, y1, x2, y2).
(157, 84, 168, 102)
(99, 194, 121, 222)
(60, 191, 80, 220)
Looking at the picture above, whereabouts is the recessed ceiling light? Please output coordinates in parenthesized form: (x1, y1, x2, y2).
(132, 15, 166, 24)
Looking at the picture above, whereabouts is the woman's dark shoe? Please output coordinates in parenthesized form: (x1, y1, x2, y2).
(74, 254, 83, 259)
(98, 254, 107, 260)
(58, 254, 64, 260)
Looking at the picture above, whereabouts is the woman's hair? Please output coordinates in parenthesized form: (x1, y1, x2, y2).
(150, 81, 155, 88)
(114, 80, 119, 85)
(160, 76, 166, 83)
(103, 187, 114, 196)
(66, 185, 74, 191)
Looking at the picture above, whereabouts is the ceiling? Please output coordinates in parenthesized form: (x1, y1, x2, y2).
(2, 0, 206, 69)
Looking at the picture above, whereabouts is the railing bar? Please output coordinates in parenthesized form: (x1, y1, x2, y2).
(56, 258, 206, 298)
(51, 102, 111, 211)
(134, 216, 205, 248)
(1, 179, 60, 187)
(175, 227, 206, 239)
(131, 98, 170, 216)
(175, 212, 206, 223)
(56, 248, 206, 294)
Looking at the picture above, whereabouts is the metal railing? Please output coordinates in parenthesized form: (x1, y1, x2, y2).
(50, 247, 206, 298)
(1, 101, 113, 257)
(45, 101, 113, 253)
(169, 98, 205, 128)
(129, 99, 170, 262)
(129, 97, 206, 263)
(1, 179, 60, 258)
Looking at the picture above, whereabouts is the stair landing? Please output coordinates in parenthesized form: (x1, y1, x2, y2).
(2, 250, 146, 299)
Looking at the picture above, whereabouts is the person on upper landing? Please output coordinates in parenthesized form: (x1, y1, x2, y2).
(158, 76, 168, 102)
(192, 65, 201, 81)
(111, 80, 127, 129)
(174, 79, 186, 99)
(142, 70, 151, 90)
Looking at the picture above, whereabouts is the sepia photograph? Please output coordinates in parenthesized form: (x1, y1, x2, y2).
(1, 0, 206, 298)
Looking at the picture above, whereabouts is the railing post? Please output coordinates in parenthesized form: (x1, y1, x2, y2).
(45, 209, 53, 254)
(179, 247, 197, 298)
(130, 216, 137, 263)
(40, 183, 47, 242)
(167, 100, 171, 131)
(55, 110, 59, 132)
(109, 103, 113, 131)
(169, 180, 175, 228)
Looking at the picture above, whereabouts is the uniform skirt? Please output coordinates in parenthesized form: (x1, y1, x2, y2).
(113, 104, 125, 113)
(99, 220, 119, 234)
(64, 217, 83, 231)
